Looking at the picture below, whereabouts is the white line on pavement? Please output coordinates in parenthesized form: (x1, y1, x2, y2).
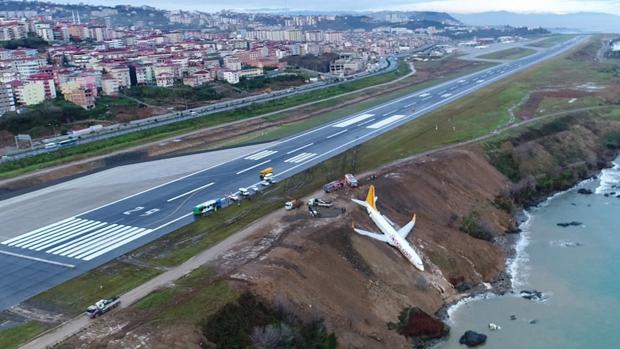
(357, 118, 376, 126)
(167, 182, 215, 202)
(366, 115, 406, 129)
(333, 114, 374, 128)
(286, 143, 314, 154)
(236, 160, 270, 175)
(326, 129, 348, 139)
(0, 250, 75, 268)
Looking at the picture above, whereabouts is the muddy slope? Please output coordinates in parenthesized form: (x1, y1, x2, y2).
(219, 149, 513, 348)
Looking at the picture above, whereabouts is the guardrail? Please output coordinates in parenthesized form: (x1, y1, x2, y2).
(2, 56, 398, 162)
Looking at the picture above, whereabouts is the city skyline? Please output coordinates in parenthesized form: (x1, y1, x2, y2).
(56, 0, 620, 15)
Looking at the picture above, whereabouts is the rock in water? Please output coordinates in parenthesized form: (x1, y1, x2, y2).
(556, 221, 583, 227)
(459, 331, 487, 347)
(577, 188, 593, 195)
(520, 290, 544, 301)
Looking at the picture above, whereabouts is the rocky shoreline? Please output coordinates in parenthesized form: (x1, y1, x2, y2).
(432, 163, 615, 348)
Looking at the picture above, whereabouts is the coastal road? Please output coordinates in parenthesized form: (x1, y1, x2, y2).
(0, 36, 585, 310)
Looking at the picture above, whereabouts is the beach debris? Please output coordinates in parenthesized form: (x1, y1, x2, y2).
(556, 221, 583, 227)
(459, 331, 487, 347)
(488, 323, 501, 331)
(510, 315, 517, 321)
(520, 290, 544, 301)
(577, 188, 593, 195)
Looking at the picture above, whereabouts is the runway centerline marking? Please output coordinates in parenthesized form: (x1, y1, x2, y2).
(167, 182, 215, 202)
(326, 129, 348, 139)
(357, 118, 376, 127)
(236, 160, 270, 175)
(383, 109, 398, 116)
(286, 143, 314, 154)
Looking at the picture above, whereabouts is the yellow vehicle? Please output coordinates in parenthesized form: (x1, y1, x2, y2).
(259, 167, 273, 179)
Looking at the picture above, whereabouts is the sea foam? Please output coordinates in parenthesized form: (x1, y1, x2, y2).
(595, 160, 620, 194)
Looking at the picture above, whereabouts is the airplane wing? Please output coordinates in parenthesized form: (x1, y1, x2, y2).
(397, 214, 417, 239)
(353, 228, 389, 243)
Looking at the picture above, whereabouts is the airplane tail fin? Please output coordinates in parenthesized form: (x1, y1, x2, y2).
(366, 185, 377, 210)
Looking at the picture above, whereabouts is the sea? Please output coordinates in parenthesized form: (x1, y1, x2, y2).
(439, 158, 620, 349)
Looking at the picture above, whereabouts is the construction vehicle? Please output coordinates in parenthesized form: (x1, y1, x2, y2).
(308, 198, 332, 208)
(285, 199, 303, 210)
(86, 296, 120, 318)
(308, 203, 319, 217)
(307, 198, 332, 217)
(323, 179, 345, 193)
(193, 199, 223, 215)
(344, 174, 359, 188)
(259, 167, 273, 180)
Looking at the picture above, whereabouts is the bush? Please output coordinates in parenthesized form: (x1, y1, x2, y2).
(460, 212, 494, 241)
(604, 130, 620, 149)
(202, 292, 337, 349)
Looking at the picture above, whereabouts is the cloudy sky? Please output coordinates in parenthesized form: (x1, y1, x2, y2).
(60, 0, 620, 15)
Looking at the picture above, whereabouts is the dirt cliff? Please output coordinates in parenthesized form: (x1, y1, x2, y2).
(216, 149, 513, 348)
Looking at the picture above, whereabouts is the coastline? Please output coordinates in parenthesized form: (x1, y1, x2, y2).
(434, 158, 617, 347)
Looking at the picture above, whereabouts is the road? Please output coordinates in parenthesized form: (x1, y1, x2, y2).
(3, 56, 395, 162)
(0, 36, 584, 311)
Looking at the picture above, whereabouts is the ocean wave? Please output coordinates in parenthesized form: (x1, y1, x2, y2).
(595, 161, 620, 194)
(507, 211, 532, 289)
(445, 293, 497, 325)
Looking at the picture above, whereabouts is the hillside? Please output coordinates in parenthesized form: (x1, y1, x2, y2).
(455, 11, 620, 33)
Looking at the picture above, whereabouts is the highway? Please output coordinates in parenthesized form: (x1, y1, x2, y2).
(0, 36, 584, 310)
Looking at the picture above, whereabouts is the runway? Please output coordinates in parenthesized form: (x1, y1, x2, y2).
(0, 36, 585, 310)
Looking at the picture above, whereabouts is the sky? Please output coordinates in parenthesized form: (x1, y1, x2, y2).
(59, 0, 620, 15)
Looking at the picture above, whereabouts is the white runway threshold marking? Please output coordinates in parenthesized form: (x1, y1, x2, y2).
(285, 152, 317, 163)
(366, 115, 406, 129)
(1, 217, 153, 261)
(167, 182, 215, 202)
(244, 150, 277, 160)
(332, 114, 374, 128)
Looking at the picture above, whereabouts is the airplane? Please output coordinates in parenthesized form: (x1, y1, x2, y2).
(352, 185, 425, 271)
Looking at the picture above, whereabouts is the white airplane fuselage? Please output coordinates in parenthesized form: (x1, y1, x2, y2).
(365, 205, 425, 271)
